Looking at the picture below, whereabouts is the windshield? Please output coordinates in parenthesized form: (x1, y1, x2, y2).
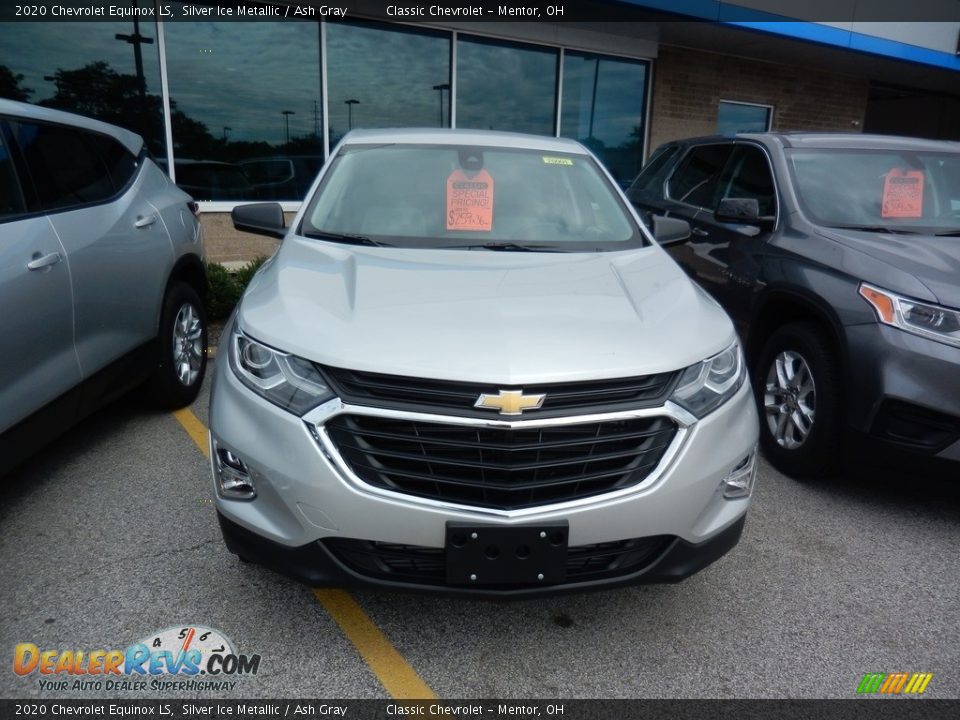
(300, 144, 643, 251)
(787, 148, 960, 234)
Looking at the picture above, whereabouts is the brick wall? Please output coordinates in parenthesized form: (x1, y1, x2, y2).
(648, 45, 870, 153)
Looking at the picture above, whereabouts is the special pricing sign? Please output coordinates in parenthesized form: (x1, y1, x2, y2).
(446, 169, 494, 231)
(881, 169, 924, 218)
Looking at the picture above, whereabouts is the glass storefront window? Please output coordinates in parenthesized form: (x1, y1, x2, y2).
(456, 35, 557, 135)
(163, 18, 322, 201)
(0, 1, 166, 159)
(326, 22, 451, 148)
(717, 100, 773, 134)
(560, 51, 649, 187)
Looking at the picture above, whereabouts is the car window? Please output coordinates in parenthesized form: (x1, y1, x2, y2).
(301, 144, 643, 251)
(0, 125, 26, 221)
(667, 144, 734, 208)
(11, 120, 114, 211)
(788, 149, 960, 232)
(628, 144, 678, 195)
(86, 132, 138, 191)
(715, 145, 776, 217)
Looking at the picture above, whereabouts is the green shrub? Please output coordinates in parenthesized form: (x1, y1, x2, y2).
(205, 255, 270, 320)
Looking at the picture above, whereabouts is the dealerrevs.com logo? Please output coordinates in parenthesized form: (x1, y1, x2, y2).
(13, 625, 261, 693)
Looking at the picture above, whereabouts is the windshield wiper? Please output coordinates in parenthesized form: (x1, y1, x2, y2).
(934, 230, 960, 237)
(456, 242, 561, 252)
(826, 224, 919, 235)
(302, 231, 388, 247)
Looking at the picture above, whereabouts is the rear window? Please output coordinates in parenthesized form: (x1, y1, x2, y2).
(300, 144, 643, 251)
(12, 121, 116, 211)
(0, 126, 25, 221)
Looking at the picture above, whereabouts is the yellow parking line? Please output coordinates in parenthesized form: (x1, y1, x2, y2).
(171, 408, 210, 458)
(313, 589, 438, 699)
(171, 405, 437, 700)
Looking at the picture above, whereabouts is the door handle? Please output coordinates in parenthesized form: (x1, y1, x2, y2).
(26, 251, 62, 271)
(134, 215, 157, 228)
(691, 227, 710, 237)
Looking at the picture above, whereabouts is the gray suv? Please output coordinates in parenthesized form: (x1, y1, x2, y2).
(628, 133, 960, 478)
(0, 99, 208, 476)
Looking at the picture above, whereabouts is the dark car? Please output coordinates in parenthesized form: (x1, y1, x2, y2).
(627, 133, 960, 478)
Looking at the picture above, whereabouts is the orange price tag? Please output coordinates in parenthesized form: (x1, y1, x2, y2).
(881, 169, 924, 219)
(446, 169, 494, 232)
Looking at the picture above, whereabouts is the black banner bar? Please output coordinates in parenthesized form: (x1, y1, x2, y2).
(1, 0, 958, 23)
(3, 700, 960, 720)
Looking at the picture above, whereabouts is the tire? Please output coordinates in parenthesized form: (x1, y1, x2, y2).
(147, 282, 208, 409)
(754, 321, 842, 479)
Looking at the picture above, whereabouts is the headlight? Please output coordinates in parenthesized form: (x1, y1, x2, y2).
(229, 328, 334, 415)
(669, 341, 746, 418)
(859, 283, 960, 349)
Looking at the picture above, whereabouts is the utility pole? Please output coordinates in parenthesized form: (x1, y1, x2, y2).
(115, 8, 153, 99)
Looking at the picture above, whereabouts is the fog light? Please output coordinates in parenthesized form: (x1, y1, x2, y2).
(215, 447, 256, 499)
(722, 447, 757, 499)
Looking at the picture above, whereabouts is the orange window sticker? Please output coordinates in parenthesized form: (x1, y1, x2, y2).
(882, 169, 924, 219)
(446, 169, 494, 231)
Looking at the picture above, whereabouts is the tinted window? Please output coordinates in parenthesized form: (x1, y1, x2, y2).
(717, 101, 772, 134)
(628, 144, 679, 195)
(716, 145, 776, 216)
(87, 132, 137, 190)
(456, 36, 557, 135)
(560, 51, 649, 186)
(667, 144, 733, 208)
(12, 121, 114, 211)
(0, 126, 26, 220)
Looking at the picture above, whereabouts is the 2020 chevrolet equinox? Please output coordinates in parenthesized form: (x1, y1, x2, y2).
(209, 130, 759, 596)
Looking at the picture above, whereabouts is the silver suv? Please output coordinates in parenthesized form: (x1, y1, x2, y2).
(210, 129, 758, 596)
(0, 99, 207, 475)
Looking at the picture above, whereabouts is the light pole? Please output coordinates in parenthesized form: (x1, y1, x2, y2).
(281, 110, 295, 144)
(222, 126, 231, 142)
(432, 83, 450, 127)
(344, 99, 359, 130)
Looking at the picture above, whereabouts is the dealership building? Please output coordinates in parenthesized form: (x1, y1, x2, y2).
(1, 0, 958, 252)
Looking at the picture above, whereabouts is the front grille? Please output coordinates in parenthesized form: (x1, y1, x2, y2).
(325, 415, 678, 510)
(322, 366, 679, 418)
(325, 535, 673, 587)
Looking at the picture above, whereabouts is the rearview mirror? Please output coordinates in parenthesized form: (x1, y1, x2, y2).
(652, 215, 691, 246)
(232, 202, 286, 239)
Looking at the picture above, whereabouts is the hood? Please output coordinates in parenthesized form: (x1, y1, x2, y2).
(237, 238, 735, 384)
(820, 228, 960, 309)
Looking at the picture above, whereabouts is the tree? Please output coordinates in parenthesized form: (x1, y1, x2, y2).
(0, 65, 33, 101)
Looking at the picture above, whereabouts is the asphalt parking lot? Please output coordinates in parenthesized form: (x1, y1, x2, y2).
(2, 360, 958, 700)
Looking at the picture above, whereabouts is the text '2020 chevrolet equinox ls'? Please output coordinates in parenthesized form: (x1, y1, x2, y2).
(209, 129, 759, 597)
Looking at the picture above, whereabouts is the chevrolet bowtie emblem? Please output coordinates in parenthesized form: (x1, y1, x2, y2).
(474, 389, 546, 416)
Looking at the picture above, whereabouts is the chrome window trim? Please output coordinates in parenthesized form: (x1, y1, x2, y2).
(302, 399, 697, 519)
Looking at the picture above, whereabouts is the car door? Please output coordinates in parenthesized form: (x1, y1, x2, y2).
(10, 120, 172, 377)
(0, 120, 81, 433)
(680, 143, 777, 336)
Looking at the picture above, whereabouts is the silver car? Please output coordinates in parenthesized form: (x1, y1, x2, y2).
(210, 129, 758, 596)
(0, 99, 207, 475)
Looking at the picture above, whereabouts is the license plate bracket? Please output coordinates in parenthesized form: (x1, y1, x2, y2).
(445, 522, 569, 586)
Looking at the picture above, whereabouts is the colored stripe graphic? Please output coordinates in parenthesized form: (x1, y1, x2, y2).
(857, 672, 933, 694)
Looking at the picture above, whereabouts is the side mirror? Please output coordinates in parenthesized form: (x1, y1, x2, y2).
(715, 197, 775, 230)
(231, 202, 286, 239)
(715, 197, 760, 223)
(652, 215, 691, 246)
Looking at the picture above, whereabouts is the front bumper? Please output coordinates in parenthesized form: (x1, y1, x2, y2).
(844, 323, 960, 466)
(209, 334, 759, 594)
(218, 510, 746, 598)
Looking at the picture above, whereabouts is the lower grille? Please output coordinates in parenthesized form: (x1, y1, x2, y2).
(325, 414, 678, 510)
(325, 536, 673, 587)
